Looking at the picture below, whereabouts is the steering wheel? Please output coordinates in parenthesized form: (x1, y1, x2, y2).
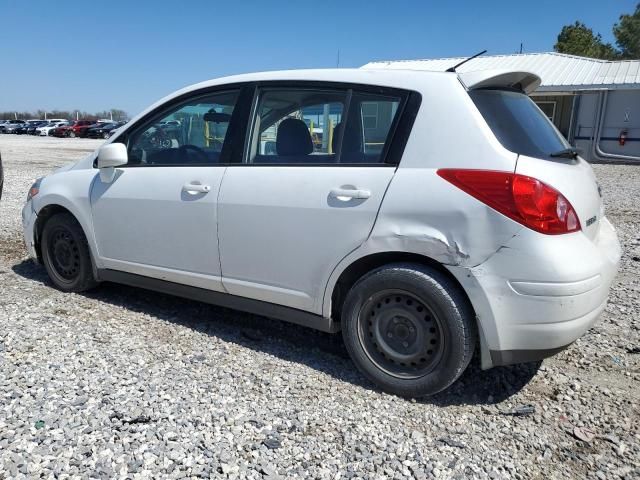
(177, 144, 209, 163)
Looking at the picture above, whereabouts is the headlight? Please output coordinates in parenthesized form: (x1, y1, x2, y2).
(27, 177, 43, 202)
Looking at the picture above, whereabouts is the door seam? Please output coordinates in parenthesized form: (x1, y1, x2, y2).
(319, 166, 399, 314)
(216, 166, 230, 293)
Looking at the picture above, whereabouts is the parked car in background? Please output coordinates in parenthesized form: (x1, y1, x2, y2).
(49, 125, 72, 138)
(49, 120, 94, 138)
(158, 120, 181, 128)
(16, 120, 46, 135)
(0, 119, 26, 133)
(87, 121, 127, 139)
(26, 121, 49, 135)
(21, 68, 622, 397)
(108, 124, 127, 138)
(14, 124, 29, 135)
(76, 121, 110, 138)
(36, 121, 69, 136)
(85, 123, 114, 139)
(66, 120, 96, 138)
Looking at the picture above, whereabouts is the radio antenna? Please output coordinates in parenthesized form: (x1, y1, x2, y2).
(445, 50, 487, 72)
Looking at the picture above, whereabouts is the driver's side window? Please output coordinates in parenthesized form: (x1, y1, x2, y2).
(127, 90, 239, 166)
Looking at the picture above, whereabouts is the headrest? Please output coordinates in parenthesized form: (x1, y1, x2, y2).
(276, 118, 313, 156)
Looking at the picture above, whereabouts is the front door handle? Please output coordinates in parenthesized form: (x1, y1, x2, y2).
(329, 187, 371, 200)
(182, 182, 211, 194)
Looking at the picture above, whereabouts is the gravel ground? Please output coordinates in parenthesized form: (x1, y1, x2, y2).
(0, 135, 638, 479)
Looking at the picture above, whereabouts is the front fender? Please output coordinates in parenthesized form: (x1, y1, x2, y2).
(33, 169, 102, 269)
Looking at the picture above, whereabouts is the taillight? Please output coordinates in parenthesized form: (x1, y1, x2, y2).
(437, 169, 581, 235)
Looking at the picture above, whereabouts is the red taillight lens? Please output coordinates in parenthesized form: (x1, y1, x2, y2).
(437, 169, 581, 235)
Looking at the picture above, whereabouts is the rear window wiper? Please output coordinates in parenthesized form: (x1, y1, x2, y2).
(550, 147, 578, 159)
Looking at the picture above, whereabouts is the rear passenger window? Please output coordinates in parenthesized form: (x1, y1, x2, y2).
(247, 87, 402, 165)
(351, 93, 400, 162)
(249, 89, 346, 164)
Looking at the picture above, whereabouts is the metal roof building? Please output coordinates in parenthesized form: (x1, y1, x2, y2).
(363, 53, 640, 163)
(363, 52, 640, 92)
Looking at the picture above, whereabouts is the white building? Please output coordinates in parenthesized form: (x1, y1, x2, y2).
(363, 52, 640, 163)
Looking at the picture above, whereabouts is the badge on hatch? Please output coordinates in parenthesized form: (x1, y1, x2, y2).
(586, 216, 597, 227)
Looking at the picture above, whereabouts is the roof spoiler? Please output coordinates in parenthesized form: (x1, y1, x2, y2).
(458, 69, 541, 94)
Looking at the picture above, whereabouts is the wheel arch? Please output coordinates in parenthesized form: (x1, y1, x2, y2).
(325, 250, 494, 368)
(327, 251, 473, 320)
(33, 203, 99, 280)
(34, 204, 73, 262)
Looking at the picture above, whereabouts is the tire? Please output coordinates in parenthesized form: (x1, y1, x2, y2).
(68, 131, 76, 138)
(341, 263, 476, 397)
(41, 213, 98, 292)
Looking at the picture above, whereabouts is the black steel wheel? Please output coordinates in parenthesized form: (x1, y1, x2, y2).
(46, 226, 81, 282)
(359, 290, 445, 379)
(342, 263, 476, 397)
(41, 213, 98, 292)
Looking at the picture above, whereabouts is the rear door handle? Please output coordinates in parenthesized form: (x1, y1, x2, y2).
(329, 188, 371, 200)
(182, 182, 211, 194)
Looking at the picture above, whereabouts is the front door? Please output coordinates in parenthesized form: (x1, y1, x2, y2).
(218, 84, 408, 312)
(90, 88, 242, 291)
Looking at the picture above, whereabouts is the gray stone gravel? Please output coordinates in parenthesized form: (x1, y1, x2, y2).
(0, 135, 638, 479)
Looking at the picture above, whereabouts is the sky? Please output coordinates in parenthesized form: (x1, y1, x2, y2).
(0, 0, 635, 117)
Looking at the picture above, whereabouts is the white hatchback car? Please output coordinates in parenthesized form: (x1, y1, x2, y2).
(21, 68, 621, 397)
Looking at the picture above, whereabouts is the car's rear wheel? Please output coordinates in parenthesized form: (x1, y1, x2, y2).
(341, 263, 476, 397)
(68, 131, 75, 138)
(41, 213, 98, 292)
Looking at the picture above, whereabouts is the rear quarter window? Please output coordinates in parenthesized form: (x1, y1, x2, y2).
(469, 89, 570, 159)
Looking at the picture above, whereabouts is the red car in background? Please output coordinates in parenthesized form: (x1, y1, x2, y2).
(50, 120, 95, 138)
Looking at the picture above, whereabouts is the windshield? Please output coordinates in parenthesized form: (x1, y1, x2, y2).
(469, 89, 570, 159)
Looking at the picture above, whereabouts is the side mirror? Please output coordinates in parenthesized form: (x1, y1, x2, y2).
(97, 143, 127, 183)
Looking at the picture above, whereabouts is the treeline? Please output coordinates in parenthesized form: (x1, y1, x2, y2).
(554, 3, 639, 60)
(0, 108, 128, 121)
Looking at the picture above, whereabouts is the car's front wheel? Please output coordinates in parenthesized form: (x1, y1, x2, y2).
(341, 263, 476, 397)
(41, 213, 98, 292)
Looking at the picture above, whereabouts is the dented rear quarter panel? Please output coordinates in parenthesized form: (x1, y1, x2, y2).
(322, 77, 524, 317)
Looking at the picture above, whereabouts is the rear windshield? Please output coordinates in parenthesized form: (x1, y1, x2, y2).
(469, 89, 570, 159)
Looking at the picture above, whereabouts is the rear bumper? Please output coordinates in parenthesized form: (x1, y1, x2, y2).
(448, 217, 621, 368)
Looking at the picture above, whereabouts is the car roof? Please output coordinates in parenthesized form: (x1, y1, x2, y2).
(126, 68, 452, 130)
(120, 67, 538, 138)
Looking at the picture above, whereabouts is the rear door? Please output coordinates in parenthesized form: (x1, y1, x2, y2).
(217, 83, 411, 312)
(469, 88, 603, 239)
